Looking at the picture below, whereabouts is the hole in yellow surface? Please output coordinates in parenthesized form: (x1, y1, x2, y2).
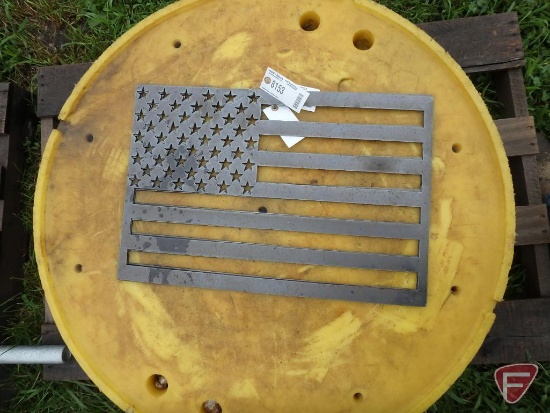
(86, 134, 94, 142)
(338, 77, 353, 92)
(299, 11, 320, 31)
(74, 264, 83, 273)
(173, 40, 181, 48)
(202, 400, 223, 413)
(258, 206, 268, 213)
(353, 30, 374, 50)
(452, 143, 462, 153)
(147, 374, 168, 396)
(451, 285, 460, 295)
(353, 392, 364, 402)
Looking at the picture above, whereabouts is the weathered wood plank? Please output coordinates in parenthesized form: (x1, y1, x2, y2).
(40, 117, 57, 155)
(0, 84, 35, 321)
(509, 154, 543, 209)
(496, 117, 539, 157)
(473, 298, 550, 364)
(516, 232, 550, 297)
(41, 324, 89, 381)
(0, 135, 10, 168)
(475, 336, 550, 365)
(0, 200, 4, 232)
(494, 67, 550, 297)
(37, 63, 92, 118)
(516, 205, 550, 246)
(44, 299, 55, 324)
(495, 68, 530, 119)
(0, 84, 9, 134)
(420, 12, 524, 73)
(0, 84, 36, 406)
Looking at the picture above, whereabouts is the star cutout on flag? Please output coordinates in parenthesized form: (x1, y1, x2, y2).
(242, 182, 253, 194)
(137, 88, 148, 99)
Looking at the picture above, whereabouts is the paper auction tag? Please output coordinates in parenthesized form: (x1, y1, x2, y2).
(263, 104, 305, 147)
(260, 67, 310, 113)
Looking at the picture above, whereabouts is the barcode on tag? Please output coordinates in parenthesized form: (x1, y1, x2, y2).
(293, 93, 304, 110)
(260, 67, 310, 113)
(299, 85, 320, 112)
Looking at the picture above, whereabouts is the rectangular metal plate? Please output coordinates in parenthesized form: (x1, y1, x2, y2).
(118, 85, 434, 306)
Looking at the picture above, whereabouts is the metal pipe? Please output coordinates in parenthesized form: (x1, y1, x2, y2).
(0, 345, 71, 365)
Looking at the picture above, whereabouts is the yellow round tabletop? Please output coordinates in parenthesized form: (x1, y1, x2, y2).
(35, 1, 514, 412)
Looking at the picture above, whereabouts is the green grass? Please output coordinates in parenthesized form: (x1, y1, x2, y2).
(1, 0, 549, 412)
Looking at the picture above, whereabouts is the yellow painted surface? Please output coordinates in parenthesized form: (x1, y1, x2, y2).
(34, 0, 515, 412)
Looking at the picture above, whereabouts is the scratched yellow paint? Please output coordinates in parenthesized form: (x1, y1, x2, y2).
(213, 32, 253, 62)
(34, 0, 514, 412)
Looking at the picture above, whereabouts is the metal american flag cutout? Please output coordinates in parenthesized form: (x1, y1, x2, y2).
(117, 85, 434, 306)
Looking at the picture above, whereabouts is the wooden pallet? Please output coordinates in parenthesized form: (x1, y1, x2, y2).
(34, 12, 550, 380)
(0, 84, 35, 323)
(0, 84, 37, 408)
